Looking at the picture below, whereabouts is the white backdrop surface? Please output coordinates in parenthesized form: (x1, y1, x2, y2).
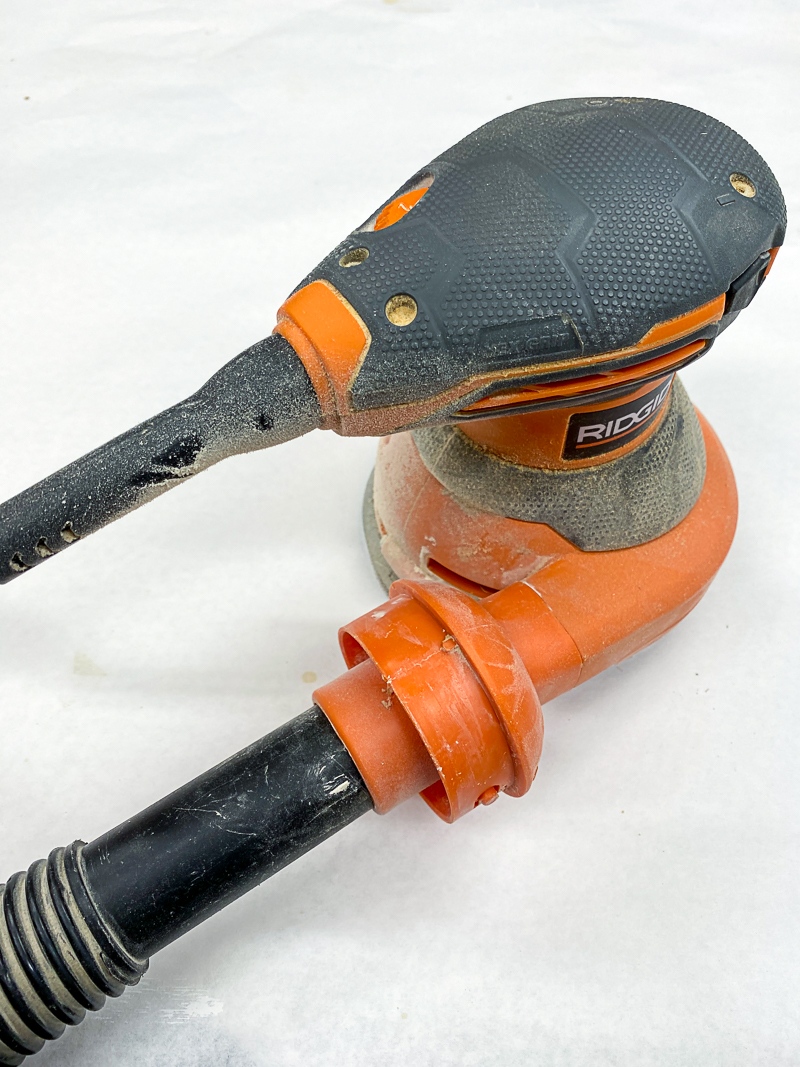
(1, 2, 799, 1065)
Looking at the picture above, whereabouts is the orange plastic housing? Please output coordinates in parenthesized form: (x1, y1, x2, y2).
(314, 411, 737, 822)
(274, 281, 724, 437)
(374, 186, 430, 230)
(460, 374, 673, 469)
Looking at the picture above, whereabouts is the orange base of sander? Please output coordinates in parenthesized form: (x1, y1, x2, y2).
(315, 375, 737, 822)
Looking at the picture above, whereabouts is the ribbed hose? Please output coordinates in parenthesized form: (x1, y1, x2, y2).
(0, 843, 147, 1065)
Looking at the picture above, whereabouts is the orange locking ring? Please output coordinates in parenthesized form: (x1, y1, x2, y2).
(315, 579, 543, 822)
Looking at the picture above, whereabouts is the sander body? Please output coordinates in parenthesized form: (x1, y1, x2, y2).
(0, 98, 786, 1064)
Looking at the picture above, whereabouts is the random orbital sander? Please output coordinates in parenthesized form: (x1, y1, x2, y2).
(0, 97, 786, 1064)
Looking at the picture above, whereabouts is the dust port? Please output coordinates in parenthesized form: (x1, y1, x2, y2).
(385, 294, 418, 326)
(339, 247, 370, 267)
(730, 173, 756, 198)
(426, 557, 498, 599)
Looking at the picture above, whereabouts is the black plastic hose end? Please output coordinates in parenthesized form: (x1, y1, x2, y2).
(0, 708, 372, 1064)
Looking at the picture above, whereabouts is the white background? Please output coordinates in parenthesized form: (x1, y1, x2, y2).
(1, 1, 798, 1064)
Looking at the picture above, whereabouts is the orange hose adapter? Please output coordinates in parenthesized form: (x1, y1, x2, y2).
(314, 412, 737, 823)
(325, 580, 543, 821)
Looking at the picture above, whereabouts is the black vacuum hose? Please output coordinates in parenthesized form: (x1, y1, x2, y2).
(0, 707, 373, 1064)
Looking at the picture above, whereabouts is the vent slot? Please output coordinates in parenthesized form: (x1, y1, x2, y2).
(426, 558, 498, 599)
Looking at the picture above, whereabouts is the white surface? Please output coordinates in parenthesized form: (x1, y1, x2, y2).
(1, 2, 799, 1064)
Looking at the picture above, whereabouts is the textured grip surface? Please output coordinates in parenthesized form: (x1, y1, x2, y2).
(303, 98, 785, 418)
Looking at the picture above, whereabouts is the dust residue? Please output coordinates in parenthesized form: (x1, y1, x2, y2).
(73, 652, 107, 677)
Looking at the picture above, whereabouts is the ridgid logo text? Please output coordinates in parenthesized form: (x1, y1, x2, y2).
(562, 376, 674, 461)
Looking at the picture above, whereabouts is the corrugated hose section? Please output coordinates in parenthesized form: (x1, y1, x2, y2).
(0, 843, 147, 1065)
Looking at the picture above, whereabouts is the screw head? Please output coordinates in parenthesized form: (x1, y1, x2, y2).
(339, 247, 369, 267)
(385, 294, 417, 326)
(730, 172, 756, 198)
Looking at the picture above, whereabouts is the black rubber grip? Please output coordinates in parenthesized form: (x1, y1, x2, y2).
(304, 97, 785, 420)
(0, 334, 320, 585)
